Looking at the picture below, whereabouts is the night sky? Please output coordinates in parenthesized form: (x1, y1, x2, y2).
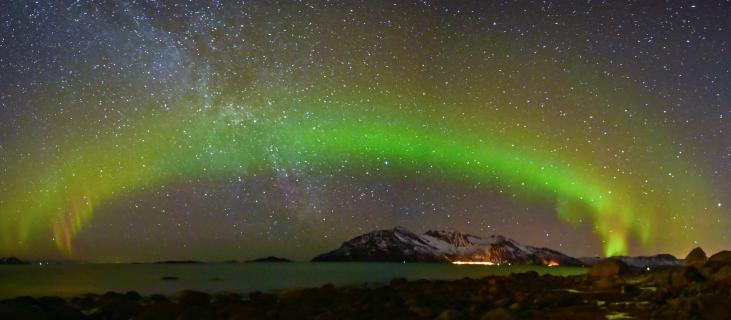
(0, 1, 729, 262)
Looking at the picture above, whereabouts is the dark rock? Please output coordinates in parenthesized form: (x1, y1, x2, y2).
(703, 251, 731, 280)
(705, 250, 731, 271)
(543, 306, 607, 320)
(214, 293, 242, 304)
(161, 276, 179, 280)
(150, 294, 169, 303)
(408, 304, 434, 318)
(0, 304, 46, 320)
(697, 293, 731, 320)
(154, 260, 202, 264)
(99, 291, 142, 320)
(684, 247, 707, 266)
(178, 305, 215, 320)
(249, 291, 277, 305)
(136, 302, 179, 320)
(587, 258, 629, 278)
(6, 296, 37, 306)
(37, 296, 65, 306)
(390, 278, 408, 287)
(312, 311, 338, 320)
(70, 295, 98, 309)
(532, 290, 582, 308)
(511, 271, 539, 280)
(43, 303, 85, 320)
(124, 291, 141, 301)
(480, 307, 515, 320)
(435, 309, 465, 320)
(178, 290, 210, 307)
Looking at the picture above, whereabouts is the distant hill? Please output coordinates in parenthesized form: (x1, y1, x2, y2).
(578, 254, 681, 268)
(0, 257, 28, 265)
(154, 260, 203, 264)
(246, 256, 293, 263)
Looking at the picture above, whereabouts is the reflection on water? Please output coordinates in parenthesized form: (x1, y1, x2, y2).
(0, 263, 587, 299)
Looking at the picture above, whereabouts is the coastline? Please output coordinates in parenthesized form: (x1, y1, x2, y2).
(2, 258, 730, 319)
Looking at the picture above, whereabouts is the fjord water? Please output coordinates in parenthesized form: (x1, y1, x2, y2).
(0, 263, 587, 299)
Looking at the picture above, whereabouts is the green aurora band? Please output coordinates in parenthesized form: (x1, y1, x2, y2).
(0, 96, 724, 257)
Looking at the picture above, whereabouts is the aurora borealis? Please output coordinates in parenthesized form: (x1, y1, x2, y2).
(0, 1, 729, 262)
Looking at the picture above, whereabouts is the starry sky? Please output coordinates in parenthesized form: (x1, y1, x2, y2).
(0, 1, 729, 262)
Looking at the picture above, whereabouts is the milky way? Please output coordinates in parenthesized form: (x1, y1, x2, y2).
(0, 1, 729, 261)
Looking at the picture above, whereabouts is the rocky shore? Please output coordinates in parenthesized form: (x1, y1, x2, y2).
(2, 248, 730, 319)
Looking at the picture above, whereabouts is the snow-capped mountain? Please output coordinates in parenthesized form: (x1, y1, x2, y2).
(312, 226, 583, 266)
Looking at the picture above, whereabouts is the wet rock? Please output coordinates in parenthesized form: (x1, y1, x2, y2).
(543, 306, 606, 320)
(312, 311, 338, 320)
(435, 309, 465, 320)
(44, 303, 85, 320)
(136, 301, 180, 320)
(178, 305, 215, 320)
(703, 251, 731, 280)
(587, 258, 629, 279)
(150, 294, 169, 303)
(390, 277, 408, 287)
(124, 291, 141, 301)
(533, 290, 582, 308)
(249, 291, 277, 305)
(37, 296, 65, 306)
(480, 307, 515, 320)
(215, 292, 242, 304)
(697, 293, 731, 320)
(179, 290, 210, 307)
(99, 291, 142, 320)
(70, 294, 98, 309)
(408, 304, 434, 318)
(668, 265, 706, 290)
(707, 250, 731, 266)
(7, 296, 37, 305)
(0, 304, 46, 320)
(511, 271, 539, 280)
(684, 247, 707, 266)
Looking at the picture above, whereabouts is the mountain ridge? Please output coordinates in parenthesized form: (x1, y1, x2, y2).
(312, 226, 682, 268)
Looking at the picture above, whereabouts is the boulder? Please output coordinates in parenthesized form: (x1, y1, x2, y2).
(136, 302, 180, 320)
(435, 309, 465, 320)
(697, 293, 731, 320)
(586, 258, 629, 278)
(704, 251, 731, 279)
(178, 305, 215, 320)
(480, 308, 515, 320)
(178, 290, 210, 307)
(99, 292, 142, 319)
(706, 251, 731, 267)
(684, 247, 707, 266)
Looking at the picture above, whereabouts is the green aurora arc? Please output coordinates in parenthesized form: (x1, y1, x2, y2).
(0, 94, 724, 257)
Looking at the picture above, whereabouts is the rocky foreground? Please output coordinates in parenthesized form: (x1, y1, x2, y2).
(2, 248, 731, 320)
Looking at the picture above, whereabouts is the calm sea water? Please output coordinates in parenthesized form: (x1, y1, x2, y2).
(0, 263, 587, 299)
